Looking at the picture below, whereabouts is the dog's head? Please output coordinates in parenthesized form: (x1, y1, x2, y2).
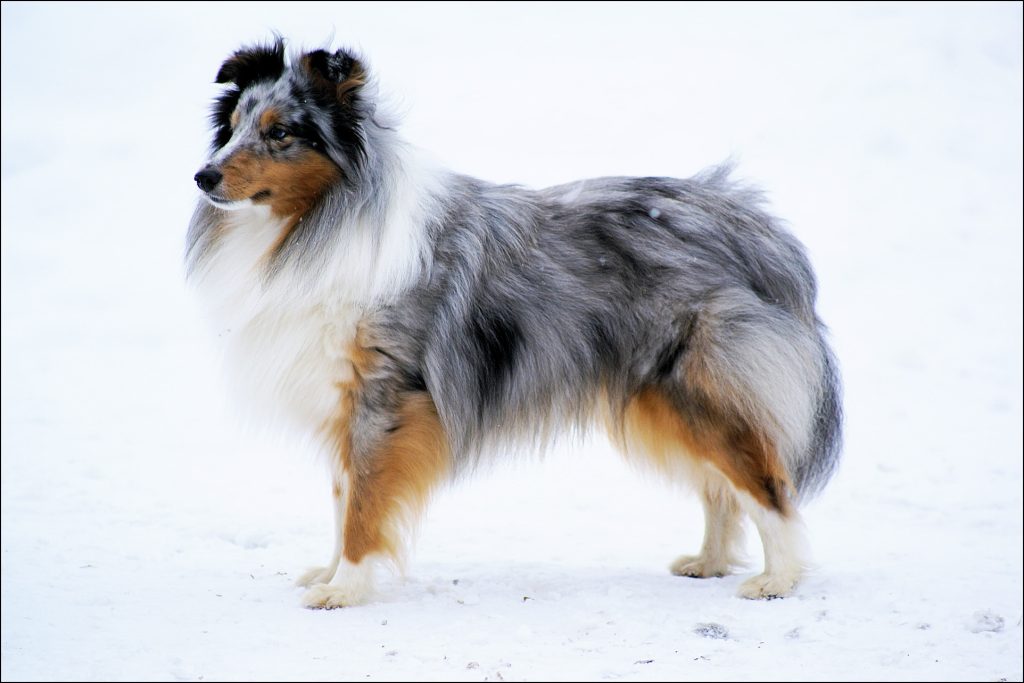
(194, 38, 370, 217)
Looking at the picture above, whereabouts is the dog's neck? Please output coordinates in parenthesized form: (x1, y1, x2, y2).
(186, 139, 447, 326)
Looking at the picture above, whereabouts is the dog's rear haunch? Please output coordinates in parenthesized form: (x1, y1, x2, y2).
(187, 38, 842, 608)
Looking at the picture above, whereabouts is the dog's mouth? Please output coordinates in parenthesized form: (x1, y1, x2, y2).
(204, 191, 271, 210)
(204, 194, 252, 211)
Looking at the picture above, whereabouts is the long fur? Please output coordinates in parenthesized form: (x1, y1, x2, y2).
(187, 38, 842, 607)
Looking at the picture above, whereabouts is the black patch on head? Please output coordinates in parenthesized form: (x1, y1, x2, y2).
(296, 48, 369, 170)
(469, 306, 521, 415)
(291, 117, 330, 154)
(208, 38, 286, 151)
(215, 38, 286, 89)
(304, 48, 359, 85)
(210, 87, 242, 150)
(283, 83, 328, 155)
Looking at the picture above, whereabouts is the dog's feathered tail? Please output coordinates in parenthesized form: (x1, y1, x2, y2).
(683, 165, 843, 504)
(795, 329, 843, 500)
(661, 285, 841, 508)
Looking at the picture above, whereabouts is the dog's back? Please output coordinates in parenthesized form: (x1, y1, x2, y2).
(368, 166, 841, 495)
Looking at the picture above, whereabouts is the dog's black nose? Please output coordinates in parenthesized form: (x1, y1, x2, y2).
(194, 168, 223, 193)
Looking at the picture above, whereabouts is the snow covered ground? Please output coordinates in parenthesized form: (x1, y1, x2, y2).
(2, 2, 1021, 681)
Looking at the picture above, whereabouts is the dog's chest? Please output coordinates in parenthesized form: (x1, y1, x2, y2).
(192, 210, 362, 433)
(222, 304, 360, 432)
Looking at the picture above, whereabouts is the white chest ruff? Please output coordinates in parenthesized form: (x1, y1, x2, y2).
(222, 304, 360, 433)
(188, 151, 444, 434)
(190, 206, 364, 433)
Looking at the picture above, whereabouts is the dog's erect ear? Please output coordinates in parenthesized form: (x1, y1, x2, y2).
(215, 38, 286, 89)
(302, 48, 367, 105)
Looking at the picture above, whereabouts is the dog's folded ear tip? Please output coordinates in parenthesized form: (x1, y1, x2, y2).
(215, 40, 286, 88)
(303, 47, 364, 86)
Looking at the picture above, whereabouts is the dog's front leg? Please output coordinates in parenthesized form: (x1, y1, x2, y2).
(301, 359, 451, 609)
(295, 473, 347, 588)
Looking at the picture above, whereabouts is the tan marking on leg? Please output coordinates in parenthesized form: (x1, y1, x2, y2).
(619, 389, 793, 516)
(343, 392, 451, 563)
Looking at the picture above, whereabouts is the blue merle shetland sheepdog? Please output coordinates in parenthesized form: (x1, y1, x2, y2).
(187, 38, 842, 609)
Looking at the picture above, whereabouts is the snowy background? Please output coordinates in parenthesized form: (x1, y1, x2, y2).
(2, 2, 1021, 680)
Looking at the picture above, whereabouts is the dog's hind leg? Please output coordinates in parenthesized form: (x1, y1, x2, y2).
(629, 384, 807, 598)
(734, 493, 807, 599)
(624, 290, 820, 597)
(670, 471, 745, 578)
(611, 391, 746, 579)
(667, 290, 816, 598)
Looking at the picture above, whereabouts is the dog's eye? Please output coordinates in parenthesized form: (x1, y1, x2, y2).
(268, 125, 289, 141)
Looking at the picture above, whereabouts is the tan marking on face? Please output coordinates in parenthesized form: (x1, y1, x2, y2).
(262, 152, 340, 218)
(218, 148, 340, 218)
(230, 108, 241, 129)
(259, 107, 280, 131)
(217, 149, 260, 201)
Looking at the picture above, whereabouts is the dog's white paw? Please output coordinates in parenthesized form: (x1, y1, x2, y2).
(670, 554, 733, 578)
(301, 582, 371, 609)
(295, 565, 337, 588)
(737, 572, 799, 599)
(300, 559, 374, 609)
